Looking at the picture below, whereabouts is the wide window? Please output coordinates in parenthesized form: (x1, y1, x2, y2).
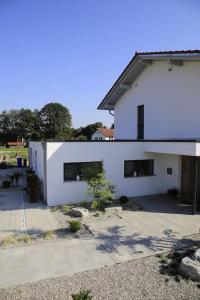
(64, 161, 102, 181)
(124, 160, 154, 177)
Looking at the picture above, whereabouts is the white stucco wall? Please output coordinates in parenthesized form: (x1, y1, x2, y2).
(114, 61, 200, 139)
(45, 141, 180, 206)
(91, 131, 110, 140)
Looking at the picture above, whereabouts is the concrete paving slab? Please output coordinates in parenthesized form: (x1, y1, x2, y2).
(0, 190, 61, 240)
(0, 238, 115, 288)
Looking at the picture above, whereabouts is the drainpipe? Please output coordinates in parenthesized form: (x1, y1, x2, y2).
(109, 110, 114, 117)
(193, 157, 198, 215)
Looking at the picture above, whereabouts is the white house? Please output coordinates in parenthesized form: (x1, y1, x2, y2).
(29, 50, 200, 214)
(91, 128, 114, 140)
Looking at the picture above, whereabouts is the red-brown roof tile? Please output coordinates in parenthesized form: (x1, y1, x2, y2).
(97, 128, 114, 138)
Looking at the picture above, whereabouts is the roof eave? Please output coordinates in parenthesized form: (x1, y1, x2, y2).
(98, 52, 200, 111)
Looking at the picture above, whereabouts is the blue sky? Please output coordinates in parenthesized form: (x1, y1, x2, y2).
(0, 0, 200, 128)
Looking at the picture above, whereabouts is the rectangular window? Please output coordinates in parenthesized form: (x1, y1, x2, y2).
(124, 160, 154, 177)
(64, 161, 102, 181)
(167, 167, 173, 175)
(137, 105, 144, 140)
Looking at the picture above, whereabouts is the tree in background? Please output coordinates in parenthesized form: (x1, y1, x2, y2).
(0, 102, 106, 143)
(76, 122, 104, 140)
(39, 102, 72, 140)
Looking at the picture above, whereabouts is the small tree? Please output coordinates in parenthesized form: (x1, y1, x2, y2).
(85, 168, 114, 210)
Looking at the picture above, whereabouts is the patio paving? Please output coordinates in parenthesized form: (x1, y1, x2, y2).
(0, 238, 115, 288)
(0, 193, 200, 288)
(0, 190, 60, 239)
(85, 195, 200, 263)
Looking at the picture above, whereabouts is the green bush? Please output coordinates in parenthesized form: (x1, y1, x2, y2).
(2, 180, 11, 189)
(119, 195, 129, 204)
(62, 205, 71, 213)
(42, 230, 54, 240)
(91, 200, 101, 210)
(86, 172, 114, 210)
(18, 234, 32, 244)
(72, 290, 93, 300)
(69, 220, 82, 233)
(2, 235, 17, 247)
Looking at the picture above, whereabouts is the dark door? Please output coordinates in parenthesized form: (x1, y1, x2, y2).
(137, 105, 144, 139)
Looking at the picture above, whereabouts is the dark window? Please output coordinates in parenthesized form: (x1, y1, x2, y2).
(124, 160, 154, 177)
(137, 105, 144, 140)
(64, 161, 102, 181)
(167, 167, 173, 175)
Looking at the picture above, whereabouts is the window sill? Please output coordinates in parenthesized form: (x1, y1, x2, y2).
(64, 180, 85, 183)
(124, 174, 156, 178)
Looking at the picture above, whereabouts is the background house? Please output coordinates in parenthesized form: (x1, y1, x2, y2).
(30, 50, 200, 213)
(91, 128, 114, 140)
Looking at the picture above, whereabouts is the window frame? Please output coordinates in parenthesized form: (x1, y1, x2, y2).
(167, 167, 173, 175)
(63, 161, 103, 182)
(124, 159, 154, 178)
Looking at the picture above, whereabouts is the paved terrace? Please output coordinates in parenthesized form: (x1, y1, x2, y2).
(0, 182, 200, 288)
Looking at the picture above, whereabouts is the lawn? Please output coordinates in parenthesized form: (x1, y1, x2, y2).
(0, 147, 28, 166)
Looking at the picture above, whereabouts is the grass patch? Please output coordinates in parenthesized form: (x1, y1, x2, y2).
(1, 235, 18, 247)
(72, 290, 93, 300)
(0, 147, 28, 165)
(68, 220, 82, 233)
(94, 212, 100, 217)
(50, 206, 61, 212)
(61, 205, 71, 213)
(42, 230, 54, 240)
(17, 234, 32, 244)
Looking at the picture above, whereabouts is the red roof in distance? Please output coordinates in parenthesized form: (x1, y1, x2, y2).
(97, 128, 114, 138)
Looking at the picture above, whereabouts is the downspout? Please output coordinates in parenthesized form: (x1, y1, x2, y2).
(109, 110, 114, 117)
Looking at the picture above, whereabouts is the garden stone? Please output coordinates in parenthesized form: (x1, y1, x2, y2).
(105, 206, 122, 213)
(193, 249, 200, 261)
(180, 256, 200, 281)
(71, 207, 89, 218)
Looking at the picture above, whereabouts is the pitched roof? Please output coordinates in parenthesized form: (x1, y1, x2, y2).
(98, 50, 200, 110)
(97, 128, 114, 138)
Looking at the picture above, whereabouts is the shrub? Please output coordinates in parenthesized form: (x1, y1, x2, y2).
(18, 234, 32, 244)
(62, 205, 71, 213)
(86, 172, 114, 210)
(2, 180, 11, 189)
(91, 200, 101, 210)
(94, 212, 100, 217)
(1, 235, 17, 247)
(42, 230, 54, 240)
(167, 188, 179, 197)
(69, 220, 82, 233)
(50, 206, 60, 212)
(72, 290, 93, 300)
(119, 195, 129, 204)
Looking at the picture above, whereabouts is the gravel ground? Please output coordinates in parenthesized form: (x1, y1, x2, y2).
(1, 253, 200, 300)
